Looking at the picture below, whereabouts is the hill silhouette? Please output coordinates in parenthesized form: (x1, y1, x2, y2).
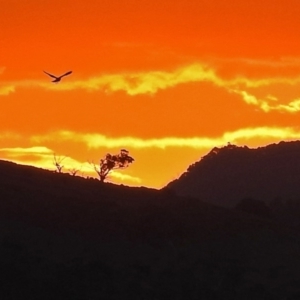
(1, 159, 300, 299)
(166, 140, 300, 208)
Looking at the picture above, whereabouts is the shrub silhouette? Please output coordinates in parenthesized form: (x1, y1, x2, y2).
(235, 197, 271, 218)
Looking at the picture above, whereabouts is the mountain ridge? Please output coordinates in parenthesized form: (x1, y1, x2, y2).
(166, 140, 300, 207)
(1, 146, 300, 298)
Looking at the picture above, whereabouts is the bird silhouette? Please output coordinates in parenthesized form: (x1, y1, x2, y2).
(43, 70, 72, 83)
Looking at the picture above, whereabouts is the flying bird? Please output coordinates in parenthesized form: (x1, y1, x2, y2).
(43, 70, 72, 83)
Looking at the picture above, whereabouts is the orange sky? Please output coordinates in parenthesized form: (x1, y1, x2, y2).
(1, 0, 300, 188)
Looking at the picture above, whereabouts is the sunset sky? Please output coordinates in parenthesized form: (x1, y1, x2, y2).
(1, 0, 300, 188)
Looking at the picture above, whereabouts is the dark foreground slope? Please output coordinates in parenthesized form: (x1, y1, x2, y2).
(1, 160, 300, 299)
(166, 140, 300, 208)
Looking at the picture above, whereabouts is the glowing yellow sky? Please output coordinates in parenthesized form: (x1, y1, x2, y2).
(1, 0, 300, 187)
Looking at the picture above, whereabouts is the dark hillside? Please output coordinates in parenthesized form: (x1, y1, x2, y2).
(1, 160, 300, 299)
(166, 141, 300, 208)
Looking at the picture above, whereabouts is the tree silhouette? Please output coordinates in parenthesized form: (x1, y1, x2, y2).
(53, 154, 65, 173)
(91, 149, 135, 182)
(69, 167, 81, 176)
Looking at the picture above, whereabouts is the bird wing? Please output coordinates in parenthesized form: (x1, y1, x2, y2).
(60, 71, 72, 78)
(43, 70, 58, 79)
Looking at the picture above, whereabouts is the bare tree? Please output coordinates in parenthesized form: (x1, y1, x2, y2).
(91, 149, 135, 182)
(53, 154, 65, 173)
(69, 167, 81, 176)
(89, 160, 102, 179)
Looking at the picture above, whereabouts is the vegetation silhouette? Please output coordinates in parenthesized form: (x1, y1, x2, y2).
(91, 149, 134, 182)
(69, 166, 81, 176)
(235, 197, 271, 218)
(1, 141, 300, 298)
(53, 153, 65, 173)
